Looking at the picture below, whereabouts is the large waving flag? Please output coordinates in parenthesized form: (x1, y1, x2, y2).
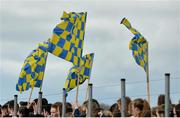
(48, 11, 87, 66)
(16, 42, 48, 93)
(121, 18, 150, 103)
(121, 18, 148, 73)
(65, 53, 94, 92)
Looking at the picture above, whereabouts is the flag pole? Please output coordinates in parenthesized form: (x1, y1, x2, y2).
(75, 69, 80, 103)
(146, 43, 150, 104)
(28, 88, 34, 103)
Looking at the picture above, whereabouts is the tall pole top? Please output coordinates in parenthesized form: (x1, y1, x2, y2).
(121, 78, 125, 81)
(39, 91, 43, 95)
(165, 73, 170, 76)
(88, 83, 92, 86)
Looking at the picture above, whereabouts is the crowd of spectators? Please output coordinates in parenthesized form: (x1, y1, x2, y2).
(0, 94, 180, 117)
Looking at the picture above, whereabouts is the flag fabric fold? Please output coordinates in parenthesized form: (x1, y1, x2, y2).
(121, 18, 148, 72)
(48, 11, 87, 66)
(65, 53, 94, 92)
(16, 42, 48, 93)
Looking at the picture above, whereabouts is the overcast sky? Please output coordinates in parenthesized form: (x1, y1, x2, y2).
(0, 0, 180, 107)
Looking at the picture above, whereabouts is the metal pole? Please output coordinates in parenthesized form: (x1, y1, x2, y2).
(87, 83, 92, 117)
(37, 91, 42, 114)
(121, 79, 126, 117)
(165, 73, 170, 117)
(14, 95, 18, 116)
(62, 88, 66, 117)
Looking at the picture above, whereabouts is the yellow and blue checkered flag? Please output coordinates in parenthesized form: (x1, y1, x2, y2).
(48, 11, 87, 66)
(121, 18, 148, 73)
(16, 42, 48, 93)
(65, 53, 94, 92)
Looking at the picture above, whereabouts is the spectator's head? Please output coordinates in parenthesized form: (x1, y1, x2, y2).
(128, 101, 133, 116)
(50, 104, 59, 117)
(112, 109, 121, 117)
(132, 98, 144, 117)
(19, 101, 28, 107)
(18, 107, 29, 117)
(66, 104, 73, 117)
(42, 98, 48, 106)
(1, 104, 9, 117)
(117, 96, 131, 113)
(109, 103, 118, 113)
(54, 102, 62, 116)
(109, 103, 121, 117)
(83, 99, 100, 110)
(43, 104, 51, 117)
(158, 94, 172, 106)
(0, 104, 2, 117)
(156, 104, 165, 117)
(6, 100, 19, 116)
(33, 99, 38, 104)
(142, 99, 151, 117)
(66, 102, 72, 112)
(174, 103, 180, 117)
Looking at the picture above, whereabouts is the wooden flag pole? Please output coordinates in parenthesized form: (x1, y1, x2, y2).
(28, 88, 34, 103)
(146, 43, 150, 104)
(146, 73, 150, 104)
(75, 68, 81, 103)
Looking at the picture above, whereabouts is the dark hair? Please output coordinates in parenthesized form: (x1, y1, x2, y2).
(158, 94, 172, 106)
(19, 101, 28, 107)
(112, 110, 121, 117)
(0, 104, 2, 114)
(133, 98, 144, 111)
(83, 99, 100, 110)
(6, 100, 14, 109)
(19, 107, 29, 117)
(142, 99, 151, 117)
(54, 102, 62, 116)
(117, 96, 131, 113)
(33, 99, 38, 104)
(109, 103, 118, 113)
(66, 102, 72, 112)
(42, 98, 48, 106)
(42, 104, 51, 115)
(2, 104, 8, 110)
(158, 94, 165, 106)
(66, 108, 73, 113)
